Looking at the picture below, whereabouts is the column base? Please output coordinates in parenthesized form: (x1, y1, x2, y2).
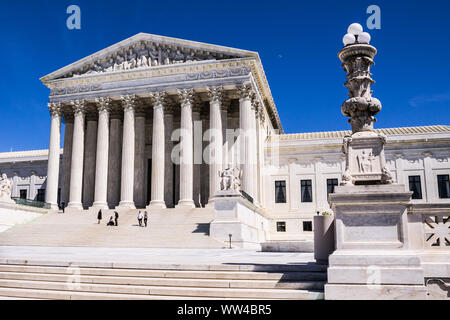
(147, 200, 167, 209)
(175, 199, 196, 208)
(91, 202, 109, 211)
(66, 202, 83, 211)
(48, 203, 59, 211)
(117, 201, 136, 210)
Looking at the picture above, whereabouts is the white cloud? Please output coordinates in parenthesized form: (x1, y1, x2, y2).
(409, 92, 450, 107)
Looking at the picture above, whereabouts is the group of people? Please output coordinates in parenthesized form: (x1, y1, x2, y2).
(96, 209, 149, 227)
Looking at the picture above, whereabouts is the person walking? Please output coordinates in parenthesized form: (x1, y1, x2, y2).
(97, 209, 102, 224)
(137, 211, 143, 227)
(114, 211, 119, 226)
(144, 211, 148, 227)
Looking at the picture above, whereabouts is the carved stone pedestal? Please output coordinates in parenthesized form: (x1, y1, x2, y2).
(341, 132, 393, 185)
(210, 191, 267, 249)
(325, 184, 427, 299)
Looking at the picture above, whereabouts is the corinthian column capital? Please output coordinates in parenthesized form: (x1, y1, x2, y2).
(178, 88, 195, 107)
(207, 86, 223, 104)
(149, 91, 167, 110)
(71, 100, 86, 116)
(238, 83, 254, 101)
(121, 94, 136, 111)
(48, 102, 62, 117)
(95, 97, 112, 114)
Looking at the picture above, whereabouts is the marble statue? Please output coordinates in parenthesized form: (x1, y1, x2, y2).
(219, 167, 242, 192)
(0, 173, 14, 204)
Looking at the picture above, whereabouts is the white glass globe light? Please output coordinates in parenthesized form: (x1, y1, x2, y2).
(343, 33, 356, 46)
(347, 23, 363, 35)
(358, 32, 371, 44)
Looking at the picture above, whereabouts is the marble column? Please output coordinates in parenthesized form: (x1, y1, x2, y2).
(60, 114, 73, 207)
(164, 105, 175, 208)
(148, 92, 166, 208)
(176, 89, 195, 208)
(45, 102, 62, 211)
(192, 104, 202, 207)
(118, 95, 136, 209)
(107, 113, 122, 208)
(92, 97, 110, 210)
(251, 99, 261, 205)
(67, 100, 86, 210)
(200, 112, 210, 207)
(221, 102, 229, 168)
(134, 104, 146, 208)
(238, 84, 254, 199)
(256, 107, 266, 206)
(207, 86, 223, 202)
(82, 114, 98, 208)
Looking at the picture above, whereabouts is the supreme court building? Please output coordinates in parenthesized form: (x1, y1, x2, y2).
(1, 33, 450, 241)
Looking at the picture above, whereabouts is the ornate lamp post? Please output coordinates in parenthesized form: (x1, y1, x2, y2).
(338, 23, 393, 185)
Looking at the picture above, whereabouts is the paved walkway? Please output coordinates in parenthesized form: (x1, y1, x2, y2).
(0, 246, 316, 267)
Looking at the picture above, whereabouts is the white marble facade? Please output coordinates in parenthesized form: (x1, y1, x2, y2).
(40, 33, 279, 211)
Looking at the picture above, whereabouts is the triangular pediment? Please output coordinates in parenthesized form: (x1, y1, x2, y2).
(41, 33, 258, 82)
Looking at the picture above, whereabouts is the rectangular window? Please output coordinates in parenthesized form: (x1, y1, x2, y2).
(327, 178, 339, 196)
(408, 176, 422, 200)
(437, 175, 450, 199)
(276, 222, 286, 232)
(303, 221, 313, 232)
(36, 189, 46, 202)
(301, 180, 313, 202)
(20, 189, 27, 199)
(275, 180, 286, 203)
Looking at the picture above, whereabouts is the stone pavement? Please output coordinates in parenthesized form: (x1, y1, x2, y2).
(0, 246, 316, 268)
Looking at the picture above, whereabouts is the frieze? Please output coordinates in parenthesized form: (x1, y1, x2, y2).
(50, 84, 102, 97)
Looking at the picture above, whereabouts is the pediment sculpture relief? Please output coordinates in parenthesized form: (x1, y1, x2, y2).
(62, 41, 239, 79)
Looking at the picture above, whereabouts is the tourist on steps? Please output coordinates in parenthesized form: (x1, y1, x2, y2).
(144, 211, 148, 227)
(107, 216, 115, 226)
(114, 211, 119, 226)
(97, 209, 102, 224)
(137, 211, 143, 227)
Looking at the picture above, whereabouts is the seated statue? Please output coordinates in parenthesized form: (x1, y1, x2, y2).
(0, 173, 14, 204)
(219, 166, 242, 192)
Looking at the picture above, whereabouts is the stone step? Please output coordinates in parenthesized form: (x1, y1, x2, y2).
(0, 262, 328, 273)
(0, 295, 46, 300)
(0, 287, 241, 300)
(0, 264, 327, 281)
(0, 271, 326, 290)
(0, 279, 324, 299)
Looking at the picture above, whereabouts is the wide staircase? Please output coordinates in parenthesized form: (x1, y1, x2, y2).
(0, 261, 326, 300)
(0, 208, 224, 248)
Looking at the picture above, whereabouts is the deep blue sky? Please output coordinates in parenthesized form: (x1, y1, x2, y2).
(0, 0, 449, 152)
